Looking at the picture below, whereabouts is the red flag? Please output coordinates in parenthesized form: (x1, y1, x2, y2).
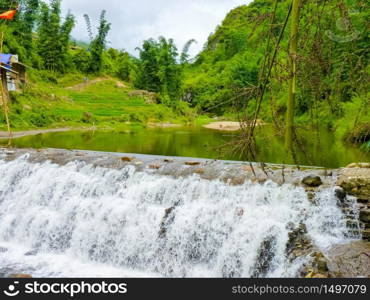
(0, 10, 17, 20)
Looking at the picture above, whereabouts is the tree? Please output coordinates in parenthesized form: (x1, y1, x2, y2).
(135, 38, 161, 92)
(180, 39, 197, 64)
(135, 37, 182, 103)
(37, 0, 75, 72)
(19, 0, 39, 52)
(87, 10, 111, 74)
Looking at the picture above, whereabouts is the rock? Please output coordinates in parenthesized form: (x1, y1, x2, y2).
(334, 187, 346, 203)
(302, 175, 323, 187)
(121, 157, 134, 162)
(317, 259, 329, 272)
(243, 166, 254, 172)
(194, 168, 205, 175)
(337, 167, 370, 199)
(286, 223, 312, 261)
(307, 192, 316, 204)
(346, 163, 370, 168)
(326, 241, 370, 277)
(9, 274, 33, 278)
(185, 161, 201, 166)
(163, 158, 174, 163)
(362, 229, 370, 241)
(235, 208, 244, 217)
(24, 249, 38, 256)
(360, 210, 370, 223)
(159, 207, 175, 238)
(229, 177, 245, 186)
(149, 164, 161, 170)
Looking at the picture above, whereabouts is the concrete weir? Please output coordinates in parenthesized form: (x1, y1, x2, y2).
(2, 147, 369, 241)
(0, 147, 369, 278)
(0, 147, 331, 185)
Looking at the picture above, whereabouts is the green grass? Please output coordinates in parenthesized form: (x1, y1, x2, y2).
(0, 71, 200, 131)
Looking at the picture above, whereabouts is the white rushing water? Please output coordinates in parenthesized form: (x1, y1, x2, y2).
(0, 154, 361, 278)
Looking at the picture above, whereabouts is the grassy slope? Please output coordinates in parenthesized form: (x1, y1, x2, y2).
(1, 71, 206, 131)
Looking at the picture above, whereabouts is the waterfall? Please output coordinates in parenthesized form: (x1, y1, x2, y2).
(0, 154, 361, 278)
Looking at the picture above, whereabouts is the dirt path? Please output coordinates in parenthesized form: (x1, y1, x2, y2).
(0, 128, 71, 139)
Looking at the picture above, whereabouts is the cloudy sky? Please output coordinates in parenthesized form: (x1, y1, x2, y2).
(58, 0, 252, 57)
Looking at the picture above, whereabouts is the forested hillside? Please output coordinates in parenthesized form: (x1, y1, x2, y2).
(0, 0, 369, 151)
(183, 0, 369, 147)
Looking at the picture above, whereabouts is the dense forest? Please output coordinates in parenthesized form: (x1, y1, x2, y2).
(0, 0, 369, 154)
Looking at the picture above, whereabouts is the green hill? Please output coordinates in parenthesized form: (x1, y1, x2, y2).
(183, 0, 369, 141)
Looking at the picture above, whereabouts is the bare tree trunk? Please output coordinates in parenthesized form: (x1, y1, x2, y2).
(285, 0, 301, 149)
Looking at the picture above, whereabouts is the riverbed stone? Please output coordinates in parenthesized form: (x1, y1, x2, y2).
(302, 175, 323, 187)
(334, 187, 346, 204)
(317, 258, 329, 272)
(185, 161, 201, 166)
(149, 164, 161, 170)
(360, 210, 370, 223)
(121, 156, 134, 162)
(337, 167, 370, 200)
(325, 241, 370, 277)
(362, 229, 370, 241)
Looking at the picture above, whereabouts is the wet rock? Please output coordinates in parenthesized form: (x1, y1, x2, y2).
(149, 164, 161, 170)
(24, 249, 38, 256)
(317, 259, 329, 272)
(194, 168, 205, 175)
(362, 229, 370, 241)
(252, 236, 277, 278)
(306, 192, 316, 204)
(121, 157, 134, 162)
(159, 207, 176, 238)
(286, 223, 312, 261)
(229, 177, 245, 186)
(163, 158, 174, 163)
(235, 208, 244, 217)
(334, 187, 346, 204)
(302, 175, 323, 187)
(185, 161, 201, 166)
(360, 210, 370, 223)
(325, 241, 370, 277)
(338, 167, 370, 200)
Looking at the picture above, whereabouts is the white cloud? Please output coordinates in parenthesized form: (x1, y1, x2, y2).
(57, 0, 251, 57)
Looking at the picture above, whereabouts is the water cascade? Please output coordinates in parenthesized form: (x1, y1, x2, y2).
(0, 154, 361, 277)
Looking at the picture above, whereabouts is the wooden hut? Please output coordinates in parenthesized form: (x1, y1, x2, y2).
(0, 54, 27, 95)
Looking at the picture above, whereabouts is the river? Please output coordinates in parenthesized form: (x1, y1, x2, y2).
(1, 126, 368, 168)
